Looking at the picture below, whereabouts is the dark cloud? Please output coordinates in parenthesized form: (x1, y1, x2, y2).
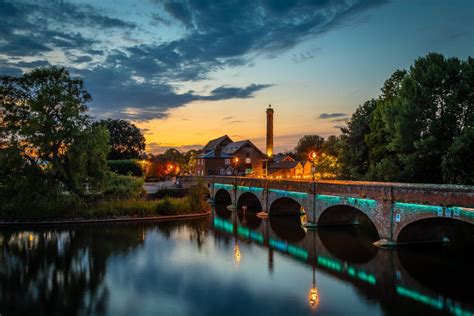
(147, 142, 202, 154)
(330, 118, 348, 122)
(222, 116, 235, 120)
(333, 125, 345, 129)
(1, 0, 387, 121)
(318, 113, 348, 119)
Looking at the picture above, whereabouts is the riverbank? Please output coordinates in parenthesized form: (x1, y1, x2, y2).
(0, 210, 210, 226)
(0, 194, 210, 223)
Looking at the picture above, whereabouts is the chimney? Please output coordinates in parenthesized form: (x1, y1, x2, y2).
(266, 104, 274, 158)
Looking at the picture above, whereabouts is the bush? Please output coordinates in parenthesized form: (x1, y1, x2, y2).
(103, 172, 146, 200)
(148, 188, 189, 200)
(107, 160, 143, 176)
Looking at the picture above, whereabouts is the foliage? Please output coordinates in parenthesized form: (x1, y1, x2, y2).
(294, 135, 325, 160)
(312, 152, 341, 179)
(338, 99, 378, 179)
(107, 159, 143, 176)
(338, 53, 473, 184)
(0, 67, 111, 216)
(442, 128, 474, 184)
(148, 188, 189, 199)
(97, 118, 145, 160)
(102, 172, 145, 200)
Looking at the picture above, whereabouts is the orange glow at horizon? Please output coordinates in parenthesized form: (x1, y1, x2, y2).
(132, 98, 344, 154)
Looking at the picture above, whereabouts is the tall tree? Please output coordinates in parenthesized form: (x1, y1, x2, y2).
(98, 119, 145, 160)
(0, 67, 110, 205)
(382, 53, 473, 183)
(294, 135, 325, 160)
(339, 99, 378, 179)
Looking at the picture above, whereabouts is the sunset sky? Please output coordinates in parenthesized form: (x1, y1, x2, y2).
(1, 0, 473, 153)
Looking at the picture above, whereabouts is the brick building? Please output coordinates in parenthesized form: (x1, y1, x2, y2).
(196, 135, 265, 177)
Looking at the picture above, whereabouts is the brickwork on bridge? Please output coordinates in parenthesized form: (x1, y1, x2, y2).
(179, 176, 474, 244)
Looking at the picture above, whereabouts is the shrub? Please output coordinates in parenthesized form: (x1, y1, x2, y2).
(107, 160, 143, 176)
(103, 172, 146, 200)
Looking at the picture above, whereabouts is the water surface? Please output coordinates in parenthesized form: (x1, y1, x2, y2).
(0, 207, 472, 315)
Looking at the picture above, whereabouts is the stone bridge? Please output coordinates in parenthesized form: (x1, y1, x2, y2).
(180, 176, 474, 245)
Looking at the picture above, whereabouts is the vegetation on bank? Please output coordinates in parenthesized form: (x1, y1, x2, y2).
(0, 67, 209, 221)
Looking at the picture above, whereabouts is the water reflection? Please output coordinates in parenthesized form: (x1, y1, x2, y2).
(0, 211, 472, 315)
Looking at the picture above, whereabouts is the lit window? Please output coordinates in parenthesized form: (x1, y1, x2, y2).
(225, 159, 230, 165)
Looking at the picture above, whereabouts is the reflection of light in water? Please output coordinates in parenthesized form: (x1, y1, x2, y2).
(233, 243, 241, 266)
(308, 286, 320, 309)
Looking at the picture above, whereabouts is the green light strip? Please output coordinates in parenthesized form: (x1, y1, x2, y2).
(213, 218, 233, 234)
(396, 286, 443, 310)
(237, 185, 264, 193)
(214, 183, 233, 190)
(269, 189, 308, 198)
(395, 202, 442, 214)
(317, 255, 342, 272)
(316, 194, 377, 209)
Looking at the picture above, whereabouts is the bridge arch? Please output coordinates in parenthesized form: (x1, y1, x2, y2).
(237, 192, 262, 213)
(396, 217, 474, 245)
(214, 189, 232, 206)
(317, 205, 380, 240)
(269, 197, 305, 216)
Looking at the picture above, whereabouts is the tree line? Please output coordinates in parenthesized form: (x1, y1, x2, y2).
(292, 53, 473, 184)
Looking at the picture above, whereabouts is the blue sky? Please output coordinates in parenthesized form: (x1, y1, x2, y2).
(1, 0, 473, 153)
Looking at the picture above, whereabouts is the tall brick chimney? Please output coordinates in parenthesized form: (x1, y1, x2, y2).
(266, 104, 274, 158)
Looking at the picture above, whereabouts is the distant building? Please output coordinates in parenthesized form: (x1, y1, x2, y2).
(196, 135, 265, 177)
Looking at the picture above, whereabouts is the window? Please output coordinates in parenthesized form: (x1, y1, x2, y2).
(220, 168, 225, 175)
(225, 159, 230, 165)
(245, 158, 251, 163)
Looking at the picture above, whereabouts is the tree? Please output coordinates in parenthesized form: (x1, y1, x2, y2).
(322, 135, 341, 157)
(442, 128, 474, 184)
(294, 135, 325, 160)
(338, 99, 377, 179)
(382, 53, 473, 183)
(98, 119, 145, 160)
(0, 67, 110, 210)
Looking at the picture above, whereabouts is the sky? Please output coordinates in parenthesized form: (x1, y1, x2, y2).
(1, 0, 473, 154)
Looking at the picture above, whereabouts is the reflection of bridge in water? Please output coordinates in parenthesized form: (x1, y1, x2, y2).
(212, 207, 474, 316)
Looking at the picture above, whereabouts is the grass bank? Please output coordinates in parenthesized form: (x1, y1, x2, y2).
(0, 177, 210, 222)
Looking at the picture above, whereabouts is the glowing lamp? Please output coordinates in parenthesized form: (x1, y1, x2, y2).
(308, 287, 320, 309)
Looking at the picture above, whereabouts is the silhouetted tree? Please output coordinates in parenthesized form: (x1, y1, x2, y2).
(98, 119, 145, 160)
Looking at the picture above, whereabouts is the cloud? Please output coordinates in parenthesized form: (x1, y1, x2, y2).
(330, 118, 348, 122)
(222, 116, 235, 121)
(1, 0, 387, 121)
(318, 113, 348, 119)
(333, 125, 345, 129)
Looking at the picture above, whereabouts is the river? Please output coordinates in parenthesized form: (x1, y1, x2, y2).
(0, 206, 472, 315)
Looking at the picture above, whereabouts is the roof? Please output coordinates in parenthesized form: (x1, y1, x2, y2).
(222, 140, 248, 154)
(196, 150, 233, 159)
(222, 139, 265, 156)
(272, 153, 295, 163)
(202, 135, 233, 152)
(268, 161, 301, 170)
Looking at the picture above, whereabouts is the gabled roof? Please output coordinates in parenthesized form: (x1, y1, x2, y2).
(202, 135, 233, 152)
(268, 161, 301, 170)
(197, 150, 233, 159)
(272, 153, 295, 163)
(222, 140, 265, 156)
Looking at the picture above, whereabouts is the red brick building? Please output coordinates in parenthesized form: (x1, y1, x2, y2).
(196, 135, 265, 177)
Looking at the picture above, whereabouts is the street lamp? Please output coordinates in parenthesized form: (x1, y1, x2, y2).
(303, 151, 318, 229)
(227, 157, 239, 211)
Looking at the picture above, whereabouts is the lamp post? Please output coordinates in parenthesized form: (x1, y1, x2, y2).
(303, 151, 318, 229)
(227, 157, 239, 211)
